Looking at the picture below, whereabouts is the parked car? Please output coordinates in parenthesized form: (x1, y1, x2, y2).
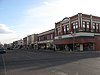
(7, 47, 13, 50)
(0, 48, 6, 54)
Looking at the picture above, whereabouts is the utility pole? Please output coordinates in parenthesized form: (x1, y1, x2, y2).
(71, 32, 76, 51)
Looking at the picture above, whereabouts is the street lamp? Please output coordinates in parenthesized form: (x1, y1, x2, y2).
(70, 32, 76, 51)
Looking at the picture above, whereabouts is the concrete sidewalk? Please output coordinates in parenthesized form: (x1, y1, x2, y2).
(57, 50, 100, 54)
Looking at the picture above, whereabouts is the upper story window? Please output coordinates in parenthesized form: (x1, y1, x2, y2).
(58, 27, 61, 36)
(87, 22, 89, 28)
(47, 35, 50, 40)
(93, 23, 95, 29)
(86, 22, 90, 31)
(72, 22, 78, 32)
(82, 21, 90, 32)
(51, 34, 53, 39)
(67, 25, 69, 30)
(61, 26, 64, 35)
(55, 27, 60, 36)
(93, 23, 96, 32)
(96, 23, 99, 29)
(39, 37, 40, 41)
(63, 24, 69, 35)
(96, 23, 99, 32)
(44, 36, 47, 40)
(64, 26, 66, 34)
(93, 23, 99, 32)
(66, 24, 69, 33)
(83, 21, 86, 31)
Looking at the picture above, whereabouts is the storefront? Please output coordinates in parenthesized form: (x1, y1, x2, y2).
(54, 36, 95, 51)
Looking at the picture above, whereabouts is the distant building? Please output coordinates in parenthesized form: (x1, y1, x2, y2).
(3, 43, 8, 49)
(13, 41, 18, 49)
(37, 29, 55, 50)
(0, 42, 3, 48)
(27, 34, 38, 49)
(11, 13, 100, 51)
(4, 43, 13, 49)
(54, 13, 100, 51)
(17, 39, 23, 49)
(23, 37, 27, 48)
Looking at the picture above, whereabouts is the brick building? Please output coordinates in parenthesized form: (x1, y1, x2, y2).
(27, 34, 38, 49)
(17, 39, 23, 49)
(13, 41, 18, 49)
(54, 13, 100, 51)
(37, 29, 55, 49)
(23, 37, 27, 48)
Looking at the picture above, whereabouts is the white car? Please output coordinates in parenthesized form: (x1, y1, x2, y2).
(0, 48, 6, 54)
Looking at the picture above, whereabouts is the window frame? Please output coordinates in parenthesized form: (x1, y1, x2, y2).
(72, 22, 78, 32)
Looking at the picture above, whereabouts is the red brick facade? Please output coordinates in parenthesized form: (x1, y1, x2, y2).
(95, 36, 100, 51)
(54, 13, 100, 51)
(12, 13, 100, 51)
(37, 29, 55, 49)
(23, 37, 27, 48)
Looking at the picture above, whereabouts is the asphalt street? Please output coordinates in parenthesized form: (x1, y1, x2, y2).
(0, 49, 100, 75)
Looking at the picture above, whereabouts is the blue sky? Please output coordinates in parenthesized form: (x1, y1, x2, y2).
(0, 0, 46, 43)
(0, 0, 100, 44)
(0, 0, 42, 27)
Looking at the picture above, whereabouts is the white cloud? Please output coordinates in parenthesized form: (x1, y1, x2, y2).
(0, 24, 19, 44)
(0, 24, 14, 33)
(10, 0, 100, 41)
(0, 34, 19, 44)
(17, 0, 100, 35)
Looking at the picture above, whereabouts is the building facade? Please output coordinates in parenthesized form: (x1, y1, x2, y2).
(54, 13, 100, 51)
(13, 41, 18, 49)
(23, 37, 27, 48)
(17, 39, 23, 49)
(27, 34, 38, 49)
(37, 29, 55, 49)
(11, 13, 100, 51)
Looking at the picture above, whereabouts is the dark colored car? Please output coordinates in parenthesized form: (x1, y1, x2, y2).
(0, 48, 6, 54)
(7, 47, 13, 50)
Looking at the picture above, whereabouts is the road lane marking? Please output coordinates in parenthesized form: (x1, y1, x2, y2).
(1, 55, 7, 75)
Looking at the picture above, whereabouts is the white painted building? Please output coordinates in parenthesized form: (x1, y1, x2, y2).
(17, 39, 23, 48)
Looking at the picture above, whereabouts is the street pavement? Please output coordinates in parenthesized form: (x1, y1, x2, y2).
(0, 49, 100, 75)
